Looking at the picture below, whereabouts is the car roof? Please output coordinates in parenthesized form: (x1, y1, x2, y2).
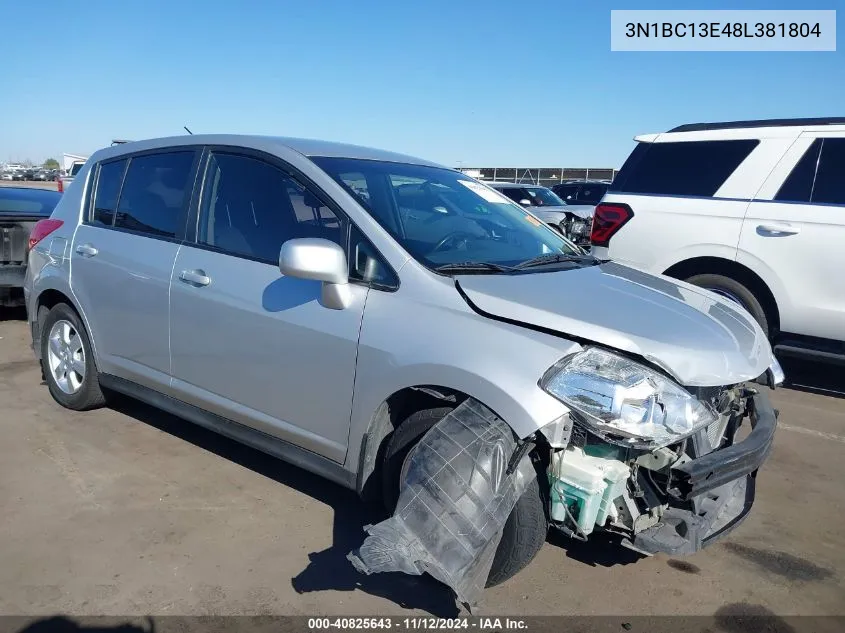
(668, 117, 845, 133)
(87, 134, 443, 168)
(636, 117, 845, 143)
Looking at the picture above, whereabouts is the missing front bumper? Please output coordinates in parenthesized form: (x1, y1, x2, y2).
(631, 391, 777, 556)
(631, 471, 756, 556)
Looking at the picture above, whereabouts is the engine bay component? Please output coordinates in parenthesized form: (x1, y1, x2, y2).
(549, 446, 631, 536)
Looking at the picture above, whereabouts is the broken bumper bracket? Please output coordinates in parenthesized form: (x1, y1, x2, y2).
(631, 391, 777, 556)
(670, 391, 777, 501)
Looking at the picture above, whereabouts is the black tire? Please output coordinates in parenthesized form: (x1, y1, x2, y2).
(381, 406, 454, 510)
(486, 476, 546, 587)
(40, 303, 106, 411)
(685, 273, 769, 336)
(381, 406, 548, 587)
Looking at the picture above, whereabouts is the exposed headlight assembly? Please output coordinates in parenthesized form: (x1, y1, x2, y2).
(559, 216, 590, 242)
(541, 348, 717, 448)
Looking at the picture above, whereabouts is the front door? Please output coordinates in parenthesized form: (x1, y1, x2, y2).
(739, 134, 845, 341)
(168, 151, 367, 462)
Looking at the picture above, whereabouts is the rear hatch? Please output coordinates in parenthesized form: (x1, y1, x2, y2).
(0, 188, 61, 266)
(1, 216, 40, 264)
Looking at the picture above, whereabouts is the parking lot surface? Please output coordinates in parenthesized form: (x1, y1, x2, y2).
(1, 310, 844, 618)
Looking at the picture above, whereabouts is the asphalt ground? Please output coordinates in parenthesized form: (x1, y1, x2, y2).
(1, 309, 844, 622)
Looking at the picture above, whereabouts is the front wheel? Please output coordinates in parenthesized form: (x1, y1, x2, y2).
(382, 407, 548, 587)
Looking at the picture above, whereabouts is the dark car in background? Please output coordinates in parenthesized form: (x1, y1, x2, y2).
(552, 180, 610, 205)
(0, 187, 62, 307)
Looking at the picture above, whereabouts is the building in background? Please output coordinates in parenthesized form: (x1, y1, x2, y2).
(456, 166, 617, 186)
(62, 153, 88, 172)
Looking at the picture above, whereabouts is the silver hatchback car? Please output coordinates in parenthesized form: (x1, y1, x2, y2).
(25, 135, 781, 591)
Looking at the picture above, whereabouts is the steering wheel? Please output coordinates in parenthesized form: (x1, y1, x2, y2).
(433, 231, 475, 253)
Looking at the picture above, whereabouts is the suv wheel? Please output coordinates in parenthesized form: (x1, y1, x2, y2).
(382, 406, 547, 587)
(685, 273, 769, 336)
(41, 303, 106, 411)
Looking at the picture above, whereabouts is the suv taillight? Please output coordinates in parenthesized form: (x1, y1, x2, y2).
(590, 202, 633, 247)
(28, 219, 64, 250)
(57, 178, 64, 193)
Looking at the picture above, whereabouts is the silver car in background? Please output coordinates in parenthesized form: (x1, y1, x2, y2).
(24, 135, 781, 593)
(486, 181, 595, 246)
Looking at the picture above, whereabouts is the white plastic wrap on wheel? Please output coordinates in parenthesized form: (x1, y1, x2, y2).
(347, 399, 536, 608)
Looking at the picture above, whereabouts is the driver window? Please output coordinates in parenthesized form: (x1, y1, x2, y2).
(198, 153, 344, 263)
(501, 188, 525, 203)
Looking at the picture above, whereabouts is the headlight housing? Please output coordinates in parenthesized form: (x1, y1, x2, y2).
(559, 216, 590, 242)
(541, 348, 717, 448)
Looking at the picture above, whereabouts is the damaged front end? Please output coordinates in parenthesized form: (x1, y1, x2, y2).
(348, 399, 536, 608)
(539, 347, 779, 556)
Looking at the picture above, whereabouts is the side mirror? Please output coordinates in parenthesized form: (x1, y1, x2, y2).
(519, 199, 532, 206)
(279, 238, 351, 310)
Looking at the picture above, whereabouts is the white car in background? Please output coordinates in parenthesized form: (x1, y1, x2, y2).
(591, 117, 845, 364)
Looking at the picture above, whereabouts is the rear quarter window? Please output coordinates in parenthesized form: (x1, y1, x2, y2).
(92, 159, 128, 227)
(610, 139, 759, 197)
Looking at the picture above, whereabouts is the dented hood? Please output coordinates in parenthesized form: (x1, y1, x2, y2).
(456, 261, 772, 387)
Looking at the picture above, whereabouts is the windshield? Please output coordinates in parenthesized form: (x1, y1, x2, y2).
(313, 157, 581, 269)
(526, 187, 566, 207)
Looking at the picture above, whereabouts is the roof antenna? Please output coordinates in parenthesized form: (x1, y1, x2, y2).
(184, 126, 193, 135)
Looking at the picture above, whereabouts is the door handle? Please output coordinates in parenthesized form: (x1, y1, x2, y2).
(75, 243, 98, 257)
(757, 223, 800, 236)
(179, 269, 211, 287)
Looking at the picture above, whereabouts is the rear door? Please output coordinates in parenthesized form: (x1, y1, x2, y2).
(168, 149, 368, 462)
(738, 134, 845, 341)
(598, 139, 761, 270)
(70, 149, 200, 389)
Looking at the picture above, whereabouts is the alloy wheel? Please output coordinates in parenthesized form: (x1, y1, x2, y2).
(46, 320, 85, 394)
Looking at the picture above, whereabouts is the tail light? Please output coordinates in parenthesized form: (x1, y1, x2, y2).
(57, 178, 64, 193)
(590, 202, 633, 247)
(28, 219, 64, 250)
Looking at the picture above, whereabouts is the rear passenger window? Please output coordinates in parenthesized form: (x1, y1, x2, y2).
(811, 138, 845, 205)
(610, 140, 759, 197)
(92, 159, 127, 227)
(775, 140, 821, 203)
(114, 152, 195, 238)
(197, 153, 345, 263)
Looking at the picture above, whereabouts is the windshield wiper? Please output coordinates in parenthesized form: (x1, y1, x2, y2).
(434, 261, 517, 274)
(513, 252, 598, 270)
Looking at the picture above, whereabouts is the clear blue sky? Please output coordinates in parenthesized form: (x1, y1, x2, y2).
(1, 0, 842, 168)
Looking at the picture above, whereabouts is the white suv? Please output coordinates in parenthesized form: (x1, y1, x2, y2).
(592, 117, 845, 364)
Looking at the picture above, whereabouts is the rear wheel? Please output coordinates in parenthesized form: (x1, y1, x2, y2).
(381, 406, 547, 587)
(40, 303, 106, 411)
(685, 273, 769, 336)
